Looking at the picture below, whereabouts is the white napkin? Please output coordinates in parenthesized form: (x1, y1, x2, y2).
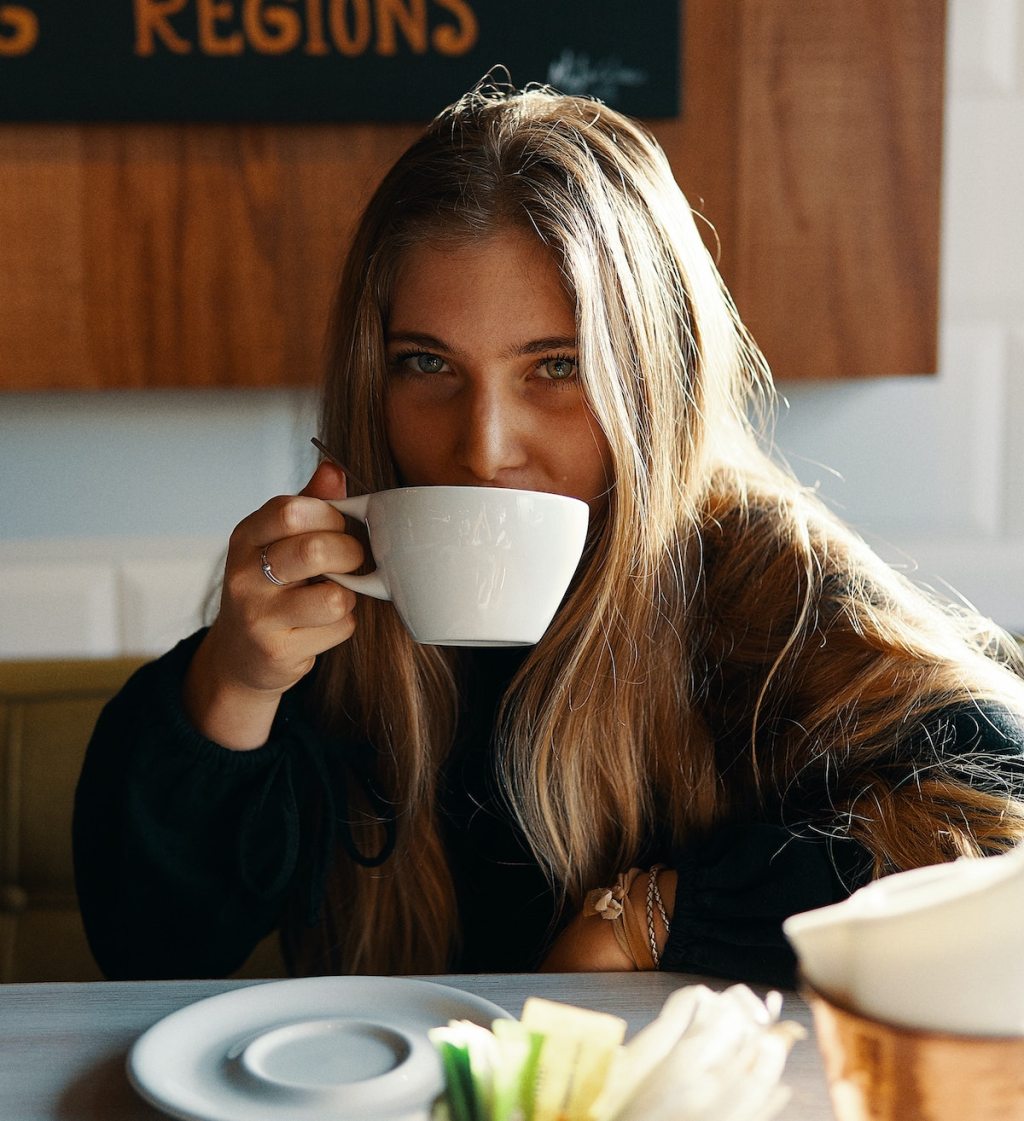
(590, 985, 804, 1121)
(784, 843, 1024, 1034)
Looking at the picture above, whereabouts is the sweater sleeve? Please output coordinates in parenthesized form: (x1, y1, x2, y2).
(661, 701, 1024, 987)
(73, 631, 325, 980)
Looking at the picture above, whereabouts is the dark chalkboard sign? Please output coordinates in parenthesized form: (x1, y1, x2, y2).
(0, 1, 680, 122)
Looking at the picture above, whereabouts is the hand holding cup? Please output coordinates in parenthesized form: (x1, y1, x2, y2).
(183, 461, 364, 749)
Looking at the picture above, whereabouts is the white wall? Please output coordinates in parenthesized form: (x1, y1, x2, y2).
(1, 0, 1022, 658)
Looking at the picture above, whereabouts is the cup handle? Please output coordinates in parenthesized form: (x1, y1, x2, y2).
(326, 496, 391, 602)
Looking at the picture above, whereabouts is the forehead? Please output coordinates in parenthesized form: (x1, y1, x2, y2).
(387, 228, 576, 332)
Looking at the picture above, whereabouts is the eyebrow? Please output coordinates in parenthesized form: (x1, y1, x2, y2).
(387, 331, 577, 359)
(509, 335, 578, 357)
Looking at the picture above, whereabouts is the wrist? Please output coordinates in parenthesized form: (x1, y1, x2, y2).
(183, 638, 284, 750)
(580, 865, 677, 971)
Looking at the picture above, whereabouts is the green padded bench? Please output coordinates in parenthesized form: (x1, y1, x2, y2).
(0, 657, 286, 982)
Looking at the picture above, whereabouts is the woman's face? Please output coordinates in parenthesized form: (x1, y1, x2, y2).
(382, 228, 613, 513)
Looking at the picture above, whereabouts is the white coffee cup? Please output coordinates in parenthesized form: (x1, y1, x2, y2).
(326, 486, 589, 647)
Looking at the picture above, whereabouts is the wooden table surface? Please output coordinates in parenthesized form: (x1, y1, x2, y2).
(0, 972, 833, 1120)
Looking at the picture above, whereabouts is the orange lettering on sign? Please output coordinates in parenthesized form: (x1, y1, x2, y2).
(374, 0, 426, 56)
(329, 0, 370, 56)
(431, 0, 475, 56)
(197, 0, 243, 55)
(0, 3, 38, 55)
(133, 0, 191, 55)
(0, 4, 38, 56)
(304, 0, 329, 55)
(244, 0, 301, 53)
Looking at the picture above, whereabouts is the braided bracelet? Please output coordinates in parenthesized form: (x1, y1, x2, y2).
(584, 865, 671, 971)
(645, 864, 671, 967)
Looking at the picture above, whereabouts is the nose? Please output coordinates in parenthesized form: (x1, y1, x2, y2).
(454, 383, 527, 482)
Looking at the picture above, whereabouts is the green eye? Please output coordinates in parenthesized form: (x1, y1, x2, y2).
(413, 353, 445, 374)
(541, 357, 577, 380)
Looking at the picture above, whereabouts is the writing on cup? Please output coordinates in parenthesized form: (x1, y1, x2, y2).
(327, 486, 589, 647)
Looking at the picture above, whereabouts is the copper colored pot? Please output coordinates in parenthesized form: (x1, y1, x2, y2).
(804, 983, 1024, 1121)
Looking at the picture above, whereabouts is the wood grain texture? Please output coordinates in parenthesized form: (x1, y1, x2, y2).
(0, 1, 944, 389)
(650, 0, 741, 264)
(732, 0, 946, 379)
(0, 122, 420, 389)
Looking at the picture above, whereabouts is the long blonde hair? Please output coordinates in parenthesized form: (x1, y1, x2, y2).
(301, 83, 1024, 975)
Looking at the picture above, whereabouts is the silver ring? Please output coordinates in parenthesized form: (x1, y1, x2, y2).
(260, 547, 288, 587)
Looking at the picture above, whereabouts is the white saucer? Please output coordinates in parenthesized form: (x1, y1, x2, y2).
(128, 976, 511, 1121)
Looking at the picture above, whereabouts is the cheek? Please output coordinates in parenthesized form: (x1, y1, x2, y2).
(575, 410, 613, 490)
(588, 443, 615, 506)
(384, 392, 437, 480)
(547, 411, 613, 504)
(382, 394, 413, 470)
(381, 390, 410, 450)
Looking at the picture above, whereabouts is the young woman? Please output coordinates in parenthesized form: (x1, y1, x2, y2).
(74, 84, 1024, 985)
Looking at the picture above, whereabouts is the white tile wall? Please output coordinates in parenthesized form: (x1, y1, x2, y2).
(119, 555, 222, 654)
(1006, 328, 1024, 537)
(0, 562, 119, 659)
(942, 97, 1024, 320)
(941, 324, 1006, 537)
(777, 323, 1009, 539)
(876, 536, 1024, 629)
(0, 539, 222, 659)
(950, 0, 1019, 94)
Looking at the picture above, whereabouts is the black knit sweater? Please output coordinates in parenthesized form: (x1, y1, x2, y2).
(73, 630, 1024, 985)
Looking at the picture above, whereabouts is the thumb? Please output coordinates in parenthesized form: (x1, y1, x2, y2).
(300, 460, 348, 501)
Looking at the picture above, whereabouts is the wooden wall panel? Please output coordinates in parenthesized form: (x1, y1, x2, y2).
(0, 127, 92, 387)
(0, 0, 944, 390)
(0, 123, 422, 389)
(731, 0, 945, 379)
(649, 0, 741, 284)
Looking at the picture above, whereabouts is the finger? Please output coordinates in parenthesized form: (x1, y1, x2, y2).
(301, 460, 348, 501)
(258, 530, 364, 588)
(289, 614, 359, 660)
(231, 492, 347, 551)
(258, 578, 358, 631)
(220, 578, 357, 668)
(225, 611, 358, 693)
